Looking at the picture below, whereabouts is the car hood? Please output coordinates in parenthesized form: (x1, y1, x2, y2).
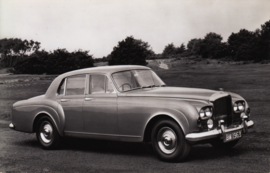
(124, 87, 244, 101)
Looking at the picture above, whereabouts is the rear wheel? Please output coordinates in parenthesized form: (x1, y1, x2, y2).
(151, 119, 190, 162)
(210, 139, 239, 149)
(36, 116, 62, 149)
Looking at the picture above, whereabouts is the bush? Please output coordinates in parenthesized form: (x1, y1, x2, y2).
(13, 49, 94, 74)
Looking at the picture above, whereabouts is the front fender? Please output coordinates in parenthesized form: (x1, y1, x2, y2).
(144, 99, 204, 135)
(118, 97, 204, 141)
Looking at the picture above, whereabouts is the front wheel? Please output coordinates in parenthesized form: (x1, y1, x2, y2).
(36, 116, 62, 149)
(151, 119, 190, 162)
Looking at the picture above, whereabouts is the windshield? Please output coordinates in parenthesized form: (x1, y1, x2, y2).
(112, 69, 166, 92)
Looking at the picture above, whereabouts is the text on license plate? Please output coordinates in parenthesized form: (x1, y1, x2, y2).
(224, 130, 242, 142)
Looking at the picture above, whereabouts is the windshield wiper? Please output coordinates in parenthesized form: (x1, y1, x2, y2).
(141, 84, 166, 88)
(141, 85, 156, 89)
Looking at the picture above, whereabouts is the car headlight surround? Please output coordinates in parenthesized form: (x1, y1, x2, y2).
(199, 106, 213, 120)
(233, 101, 245, 113)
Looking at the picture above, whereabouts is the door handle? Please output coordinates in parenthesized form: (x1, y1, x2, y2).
(60, 99, 68, 102)
(84, 98, 93, 101)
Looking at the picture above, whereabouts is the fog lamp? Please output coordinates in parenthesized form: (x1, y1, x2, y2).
(240, 112, 248, 119)
(207, 119, 213, 129)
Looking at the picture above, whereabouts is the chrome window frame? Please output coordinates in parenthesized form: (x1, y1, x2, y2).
(110, 69, 164, 93)
(62, 74, 87, 96)
(88, 73, 117, 95)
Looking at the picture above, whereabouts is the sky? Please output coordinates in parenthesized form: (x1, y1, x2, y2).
(0, 0, 269, 58)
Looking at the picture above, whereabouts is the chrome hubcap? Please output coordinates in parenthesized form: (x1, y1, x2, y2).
(40, 123, 53, 143)
(157, 127, 177, 154)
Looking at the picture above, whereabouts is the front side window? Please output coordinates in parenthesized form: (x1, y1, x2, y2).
(89, 74, 114, 94)
(112, 70, 165, 92)
(66, 75, 86, 95)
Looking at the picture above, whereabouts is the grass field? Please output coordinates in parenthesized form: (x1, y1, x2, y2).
(0, 61, 269, 172)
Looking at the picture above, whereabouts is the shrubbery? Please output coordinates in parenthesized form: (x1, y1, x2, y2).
(1, 20, 269, 73)
(162, 43, 186, 56)
(12, 49, 94, 74)
(161, 20, 270, 62)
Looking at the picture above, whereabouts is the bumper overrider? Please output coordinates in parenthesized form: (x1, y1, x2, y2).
(9, 123, 15, 129)
(185, 116, 254, 142)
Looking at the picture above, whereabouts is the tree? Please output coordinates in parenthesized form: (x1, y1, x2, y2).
(162, 43, 177, 56)
(228, 29, 258, 61)
(0, 38, 40, 67)
(13, 49, 94, 74)
(187, 38, 203, 55)
(257, 20, 270, 61)
(108, 36, 152, 66)
(175, 43, 186, 54)
(200, 32, 224, 58)
(0, 38, 40, 57)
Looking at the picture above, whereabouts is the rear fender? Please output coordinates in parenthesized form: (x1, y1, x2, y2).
(12, 101, 65, 136)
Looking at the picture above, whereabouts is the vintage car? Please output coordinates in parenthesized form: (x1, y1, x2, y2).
(9, 65, 254, 162)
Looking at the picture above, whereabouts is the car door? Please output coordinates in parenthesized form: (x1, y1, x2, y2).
(82, 74, 118, 137)
(58, 74, 86, 133)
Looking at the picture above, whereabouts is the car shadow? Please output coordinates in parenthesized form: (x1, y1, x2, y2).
(14, 137, 249, 161)
(61, 137, 155, 157)
(13, 137, 41, 149)
(188, 144, 245, 161)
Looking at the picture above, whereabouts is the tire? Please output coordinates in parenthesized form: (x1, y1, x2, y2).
(210, 139, 239, 149)
(36, 116, 62, 149)
(151, 119, 190, 162)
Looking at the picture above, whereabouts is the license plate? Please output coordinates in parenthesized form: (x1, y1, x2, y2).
(224, 130, 242, 142)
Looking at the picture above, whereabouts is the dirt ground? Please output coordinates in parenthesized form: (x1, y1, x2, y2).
(0, 63, 269, 172)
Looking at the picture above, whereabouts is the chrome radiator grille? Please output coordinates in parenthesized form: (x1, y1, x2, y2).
(213, 96, 232, 126)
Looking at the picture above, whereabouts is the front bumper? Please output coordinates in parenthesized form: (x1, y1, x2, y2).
(185, 120, 254, 142)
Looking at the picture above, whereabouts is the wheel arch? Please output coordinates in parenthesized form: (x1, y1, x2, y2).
(33, 111, 63, 136)
(143, 114, 186, 143)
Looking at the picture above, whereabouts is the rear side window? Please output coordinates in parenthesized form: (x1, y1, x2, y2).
(66, 75, 86, 95)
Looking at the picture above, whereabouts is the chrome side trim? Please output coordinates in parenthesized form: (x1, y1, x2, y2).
(9, 123, 15, 129)
(185, 120, 254, 142)
(64, 131, 141, 138)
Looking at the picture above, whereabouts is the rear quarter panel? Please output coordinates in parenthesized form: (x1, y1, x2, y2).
(12, 98, 64, 135)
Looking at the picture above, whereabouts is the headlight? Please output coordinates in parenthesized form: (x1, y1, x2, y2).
(233, 103, 238, 111)
(199, 107, 213, 120)
(205, 107, 212, 117)
(238, 102, 244, 111)
(199, 109, 205, 118)
(233, 101, 245, 113)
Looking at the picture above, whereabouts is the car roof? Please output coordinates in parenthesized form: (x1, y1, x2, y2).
(61, 65, 150, 76)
